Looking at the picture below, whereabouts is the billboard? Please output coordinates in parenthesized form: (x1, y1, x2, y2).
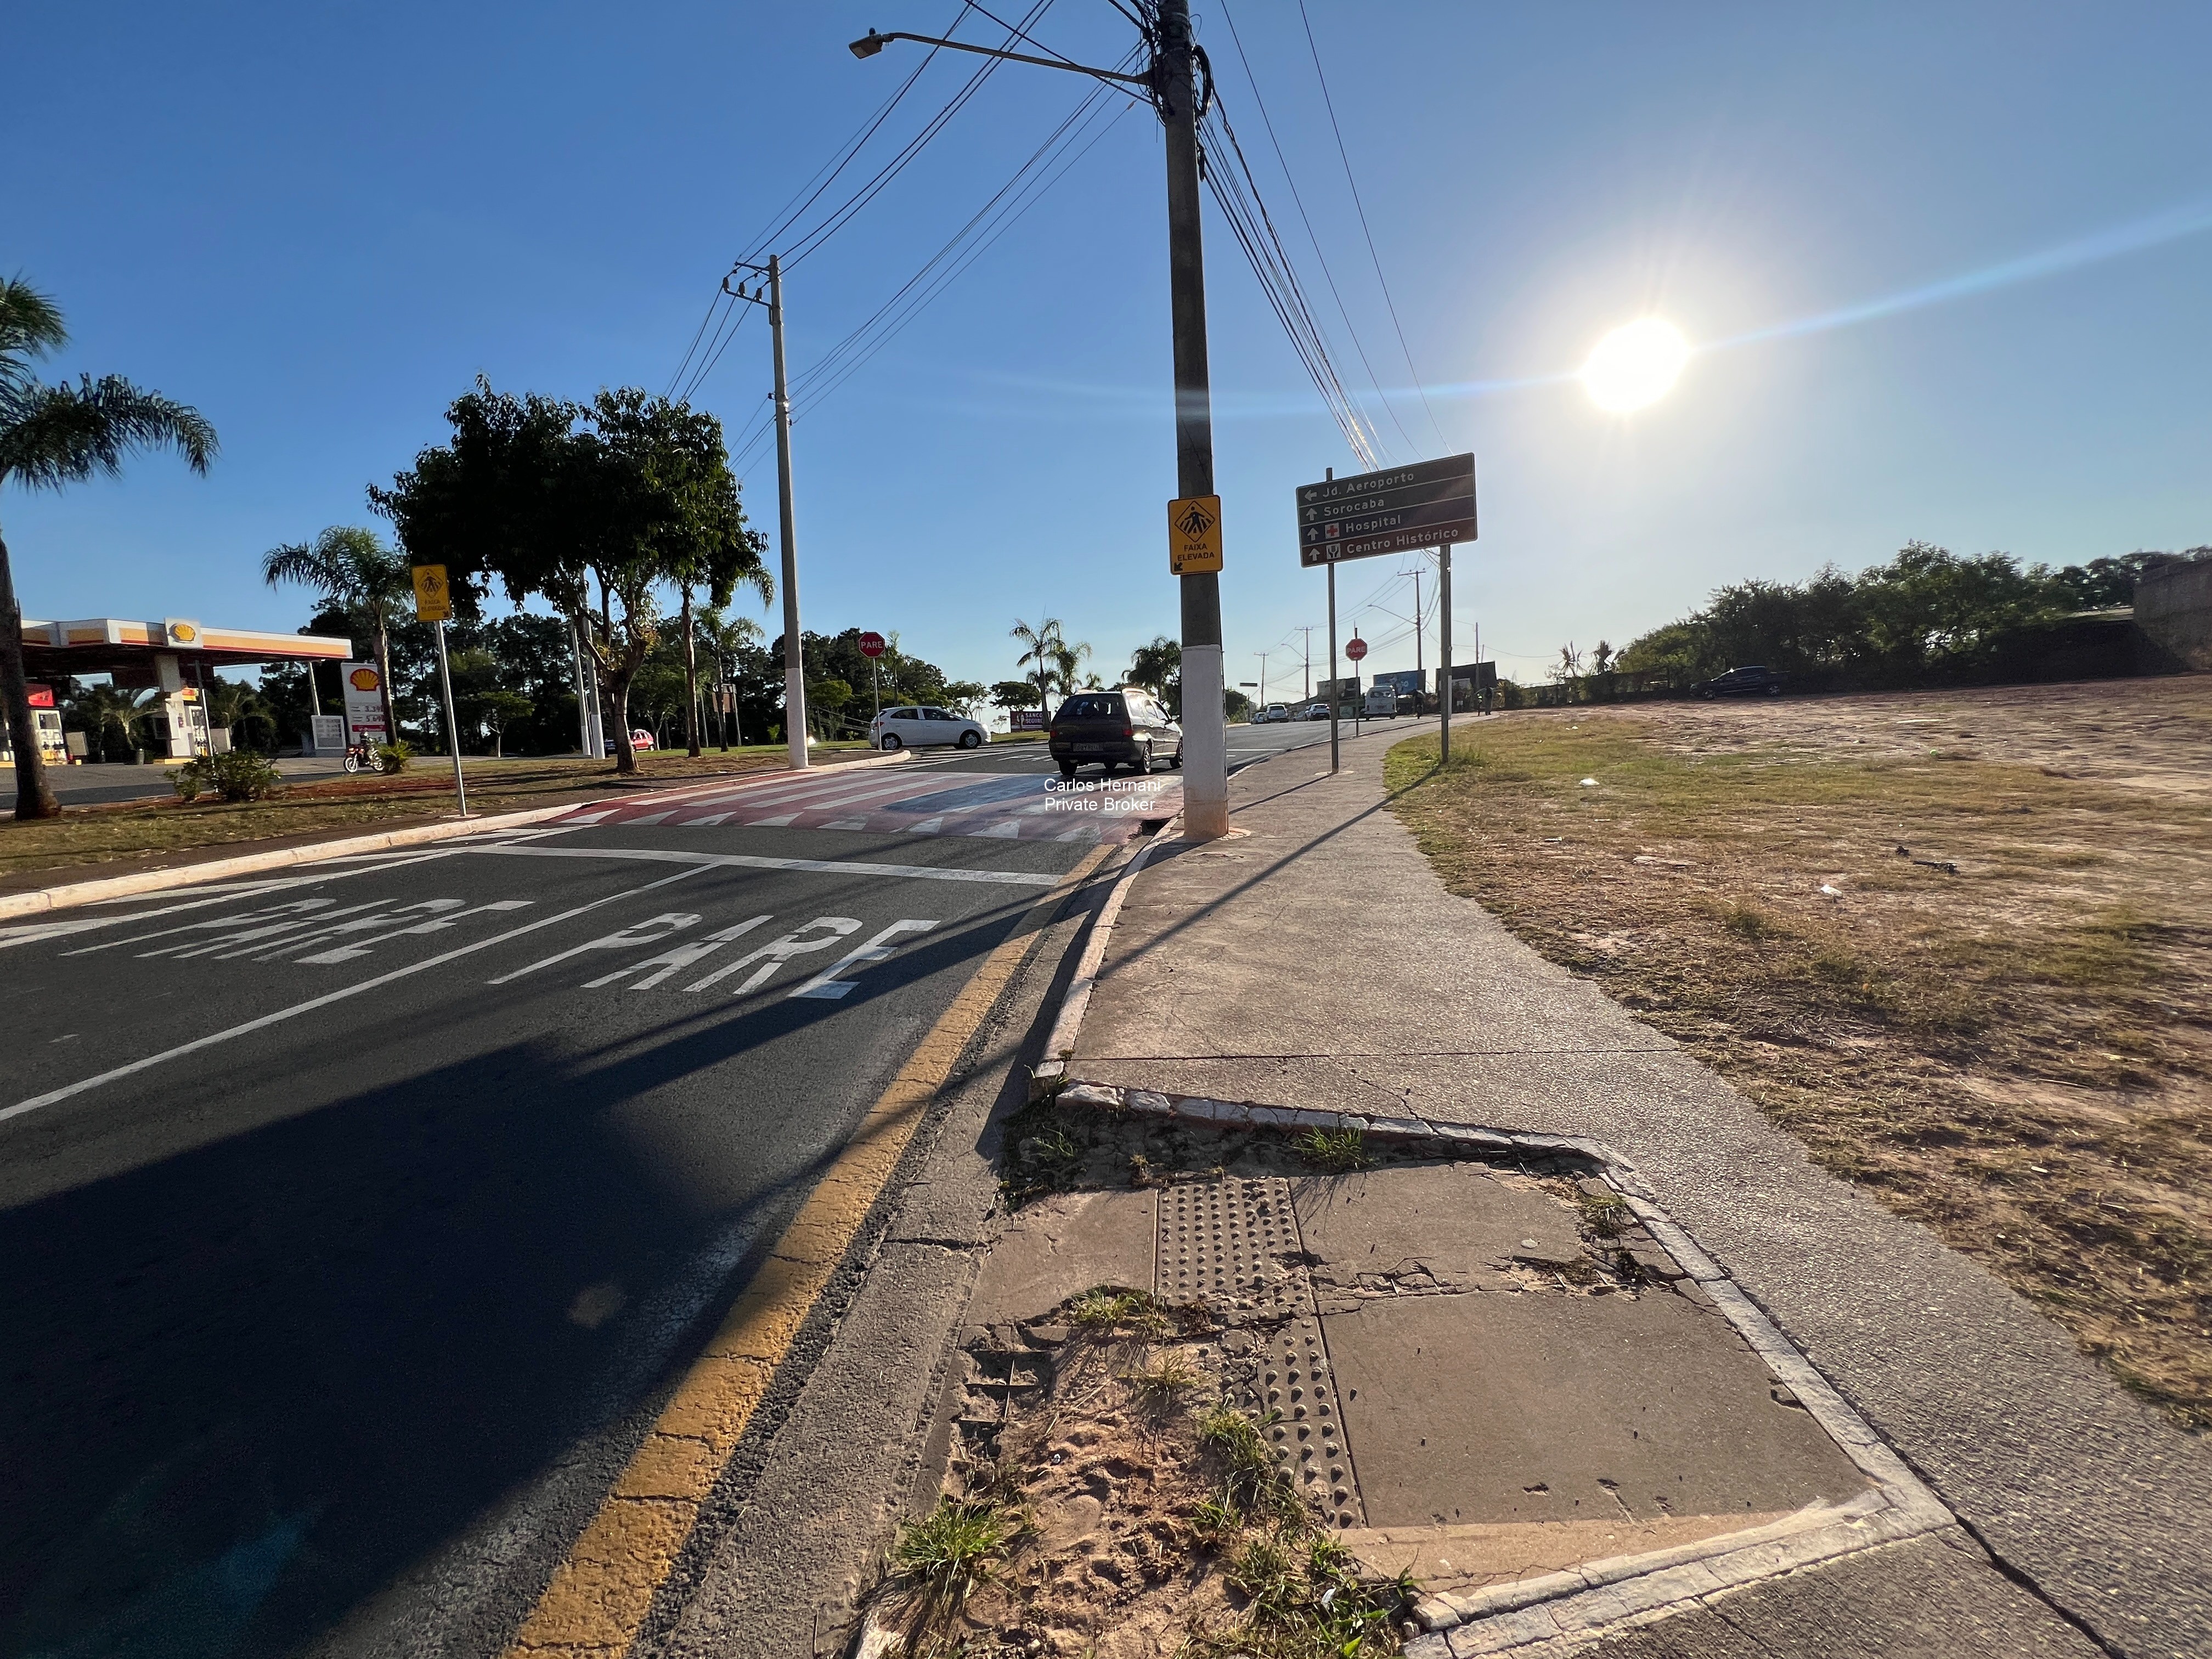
(1009, 708, 1046, 731)
(1369, 669, 1426, 698)
(341, 662, 388, 746)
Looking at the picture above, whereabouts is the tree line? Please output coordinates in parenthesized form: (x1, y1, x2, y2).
(1612, 541, 2198, 690)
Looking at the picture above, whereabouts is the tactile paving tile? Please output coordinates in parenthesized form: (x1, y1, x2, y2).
(1155, 1176, 1301, 1314)
(1155, 1176, 1367, 1528)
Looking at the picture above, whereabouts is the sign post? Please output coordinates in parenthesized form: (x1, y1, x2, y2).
(1295, 454, 1474, 765)
(413, 564, 468, 818)
(858, 630, 886, 718)
(1296, 454, 1475, 568)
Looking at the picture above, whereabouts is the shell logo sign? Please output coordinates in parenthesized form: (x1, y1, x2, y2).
(163, 618, 202, 647)
(341, 661, 390, 743)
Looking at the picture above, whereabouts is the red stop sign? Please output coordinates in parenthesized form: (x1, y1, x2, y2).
(857, 631, 885, 658)
(1345, 636, 1369, 662)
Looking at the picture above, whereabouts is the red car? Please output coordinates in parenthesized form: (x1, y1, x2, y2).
(630, 729, 656, 751)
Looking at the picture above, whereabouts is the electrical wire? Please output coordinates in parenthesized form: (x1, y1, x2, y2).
(1201, 93, 1385, 467)
(677, 1, 1065, 405)
(721, 42, 1147, 476)
(666, 3, 974, 398)
(1217, 1, 1417, 460)
(1294, 0, 1448, 452)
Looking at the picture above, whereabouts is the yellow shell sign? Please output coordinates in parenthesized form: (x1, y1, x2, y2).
(1167, 494, 1223, 575)
(349, 667, 382, 692)
(163, 618, 202, 647)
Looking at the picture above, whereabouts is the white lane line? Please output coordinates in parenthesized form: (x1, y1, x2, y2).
(0, 865, 709, 1128)
(746, 813, 798, 827)
(0, 854, 455, 950)
(628, 811, 676, 826)
(452, 843, 1060, 887)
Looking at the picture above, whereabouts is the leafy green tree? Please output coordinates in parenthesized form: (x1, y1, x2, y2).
(262, 526, 413, 741)
(375, 381, 768, 774)
(940, 680, 987, 716)
(0, 278, 216, 817)
(1126, 635, 1181, 715)
(695, 606, 765, 748)
(991, 679, 1043, 712)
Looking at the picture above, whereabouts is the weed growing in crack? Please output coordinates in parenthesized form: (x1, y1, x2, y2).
(1292, 1126, 1368, 1172)
(1194, 1519, 1417, 1657)
(1578, 1190, 1630, 1239)
(891, 1496, 1026, 1617)
(1066, 1285, 1173, 1338)
(1119, 1353, 1203, 1410)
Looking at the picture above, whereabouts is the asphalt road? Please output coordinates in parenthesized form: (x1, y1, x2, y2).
(0, 744, 1210, 1658)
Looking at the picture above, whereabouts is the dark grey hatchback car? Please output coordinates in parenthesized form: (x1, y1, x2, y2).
(1048, 689, 1183, 778)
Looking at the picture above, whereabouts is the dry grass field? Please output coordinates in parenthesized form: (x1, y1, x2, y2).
(1385, 678, 2212, 1427)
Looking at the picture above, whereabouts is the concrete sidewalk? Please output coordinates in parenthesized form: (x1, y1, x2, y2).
(1070, 720, 2207, 1658)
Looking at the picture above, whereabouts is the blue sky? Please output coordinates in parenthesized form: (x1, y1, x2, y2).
(7, 2, 2209, 699)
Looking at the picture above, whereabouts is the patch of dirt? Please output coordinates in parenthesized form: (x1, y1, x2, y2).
(1386, 676, 2212, 1427)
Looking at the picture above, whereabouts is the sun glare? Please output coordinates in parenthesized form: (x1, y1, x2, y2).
(1581, 318, 1691, 414)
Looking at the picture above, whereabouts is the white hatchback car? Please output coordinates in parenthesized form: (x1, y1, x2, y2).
(870, 704, 988, 751)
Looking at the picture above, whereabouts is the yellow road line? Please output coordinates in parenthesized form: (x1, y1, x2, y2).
(505, 843, 1116, 1657)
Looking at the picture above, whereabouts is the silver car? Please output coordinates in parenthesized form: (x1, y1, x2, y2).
(870, 704, 987, 751)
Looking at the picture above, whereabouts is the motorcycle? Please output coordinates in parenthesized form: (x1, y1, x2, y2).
(341, 742, 387, 775)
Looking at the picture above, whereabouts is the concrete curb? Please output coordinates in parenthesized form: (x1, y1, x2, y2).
(1039, 1080, 1957, 1655)
(0, 748, 913, 922)
(1026, 811, 1183, 1098)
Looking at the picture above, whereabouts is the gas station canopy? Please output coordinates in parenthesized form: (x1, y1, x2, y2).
(21, 616, 353, 684)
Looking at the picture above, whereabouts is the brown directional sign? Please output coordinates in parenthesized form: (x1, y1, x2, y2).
(1296, 453, 1476, 567)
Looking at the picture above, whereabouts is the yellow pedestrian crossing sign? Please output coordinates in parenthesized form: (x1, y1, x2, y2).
(412, 563, 453, 622)
(1167, 494, 1222, 575)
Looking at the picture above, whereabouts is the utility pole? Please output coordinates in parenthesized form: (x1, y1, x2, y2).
(851, 2, 1227, 836)
(724, 257, 808, 770)
(1437, 544, 1453, 764)
(432, 619, 469, 817)
(1407, 566, 1425, 680)
(1254, 651, 1271, 708)
(1295, 624, 1314, 700)
(1323, 467, 1339, 774)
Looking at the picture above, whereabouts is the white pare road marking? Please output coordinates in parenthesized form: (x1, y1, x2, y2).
(681, 917, 860, 994)
(486, 912, 704, 985)
(0, 853, 452, 951)
(582, 915, 774, 990)
(789, 918, 941, 1000)
(0, 865, 709, 1128)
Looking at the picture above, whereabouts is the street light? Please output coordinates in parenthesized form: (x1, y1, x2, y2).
(854, 3, 1232, 838)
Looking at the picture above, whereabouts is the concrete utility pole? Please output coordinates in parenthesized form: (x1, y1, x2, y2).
(1437, 545, 1453, 764)
(1296, 624, 1314, 699)
(722, 257, 808, 769)
(1158, 0, 1228, 837)
(768, 256, 808, 771)
(851, 1, 1228, 836)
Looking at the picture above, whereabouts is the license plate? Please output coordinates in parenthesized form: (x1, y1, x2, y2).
(1072, 743, 1105, 754)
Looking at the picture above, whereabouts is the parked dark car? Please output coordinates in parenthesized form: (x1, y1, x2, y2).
(1695, 665, 1788, 698)
(1048, 688, 1183, 778)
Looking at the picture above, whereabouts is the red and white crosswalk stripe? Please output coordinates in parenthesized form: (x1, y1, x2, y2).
(548, 766, 1178, 842)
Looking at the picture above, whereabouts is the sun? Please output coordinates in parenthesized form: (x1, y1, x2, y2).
(1581, 318, 1691, 414)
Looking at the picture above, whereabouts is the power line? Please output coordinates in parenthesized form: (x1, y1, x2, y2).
(1295, 0, 1448, 452)
(677, 1, 1066, 405)
(667, 4, 974, 398)
(1200, 93, 1384, 467)
(1217, 1, 1418, 459)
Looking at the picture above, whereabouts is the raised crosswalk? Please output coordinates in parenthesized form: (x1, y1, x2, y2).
(550, 764, 1180, 842)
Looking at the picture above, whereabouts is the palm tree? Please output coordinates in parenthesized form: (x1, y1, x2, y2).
(1051, 636, 1093, 701)
(261, 526, 410, 743)
(695, 606, 763, 749)
(71, 682, 153, 761)
(1011, 616, 1066, 714)
(1, 278, 217, 819)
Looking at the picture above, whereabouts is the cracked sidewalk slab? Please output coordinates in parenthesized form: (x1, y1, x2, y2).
(957, 1093, 1943, 1651)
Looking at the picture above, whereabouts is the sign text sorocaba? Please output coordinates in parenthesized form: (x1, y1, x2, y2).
(1295, 453, 1476, 567)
